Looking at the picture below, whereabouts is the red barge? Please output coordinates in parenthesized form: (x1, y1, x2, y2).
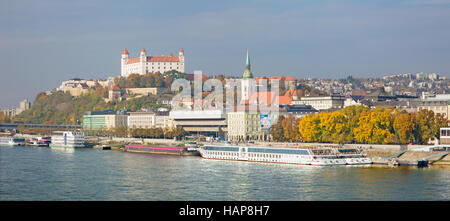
(124, 145, 200, 156)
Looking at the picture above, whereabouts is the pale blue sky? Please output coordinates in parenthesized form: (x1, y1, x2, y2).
(1, 0, 450, 107)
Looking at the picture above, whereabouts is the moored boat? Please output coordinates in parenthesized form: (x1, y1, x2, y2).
(198, 145, 371, 166)
(27, 136, 51, 147)
(0, 137, 26, 146)
(124, 145, 200, 156)
(49, 131, 85, 148)
(336, 148, 372, 165)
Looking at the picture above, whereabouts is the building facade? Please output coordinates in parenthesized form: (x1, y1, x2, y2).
(417, 100, 450, 120)
(128, 111, 173, 129)
(292, 95, 345, 110)
(82, 110, 128, 130)
(121, 48, 185, 77)
(440, 128, 450, 145)
(169, 110, 227, 137)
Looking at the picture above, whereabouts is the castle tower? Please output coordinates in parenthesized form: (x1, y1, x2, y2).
(140, 48, 147, 74)
(179, 48, 185, 73)
(121, 48, 129, 77)
(241, 49, 253, 102)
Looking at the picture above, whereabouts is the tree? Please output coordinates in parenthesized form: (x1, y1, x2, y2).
(353, 109, 395, 144)
(393, 113, 415, 144)
(270, 115, 286, 142)
(433, 113, 449, 140)
(415, 109, 435, 144)
(0, 113, 11, 123)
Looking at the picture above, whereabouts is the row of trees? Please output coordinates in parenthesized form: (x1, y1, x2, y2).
(0, 113, 12, 123)
(271, 105, 448, 144)
(84, 126, 187, 139)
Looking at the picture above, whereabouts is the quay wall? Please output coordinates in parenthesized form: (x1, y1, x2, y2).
(109, 137, 181, 146)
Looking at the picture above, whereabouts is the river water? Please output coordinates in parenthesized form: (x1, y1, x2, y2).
(1, 145, 449, 201)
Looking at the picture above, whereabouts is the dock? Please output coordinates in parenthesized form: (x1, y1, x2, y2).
(371, 150, 450, 166)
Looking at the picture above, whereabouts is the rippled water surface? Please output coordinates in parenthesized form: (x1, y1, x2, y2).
(1, 145, 449, 200)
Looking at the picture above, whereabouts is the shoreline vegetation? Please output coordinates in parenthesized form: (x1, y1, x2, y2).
(271, 106, 448, 145)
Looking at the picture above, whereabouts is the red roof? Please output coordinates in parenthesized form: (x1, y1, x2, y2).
(110, 85, 120, 91)
(187, 73, 209, 81)
(248, 91, 292, 105)
(126, 57, 141, 64)
(122, 48, 129, 55)
(179, 48, 184, 53)
(148, 56, 180, 62)
(255, 76, 296, 82)
(141, 48, 146, 53)
(126, 56, 180, 64)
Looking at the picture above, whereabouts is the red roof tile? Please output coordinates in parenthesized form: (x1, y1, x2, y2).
(248, 91, 292, 105)
(126, 57, 141, 64)
(147, 56, 180, 62)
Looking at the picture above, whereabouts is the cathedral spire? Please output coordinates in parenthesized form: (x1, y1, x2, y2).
(243, 48, 253, 79)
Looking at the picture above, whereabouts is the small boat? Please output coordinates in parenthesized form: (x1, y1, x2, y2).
(27, 136, 51, 147)
(336, 148, 372, 165)
(0, 137, 26, 146)
(185, 141, 198, 151)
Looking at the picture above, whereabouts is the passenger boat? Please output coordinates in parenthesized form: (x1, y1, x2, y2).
(0, 137, 26, 146)
(199, 145, 349, 166)
(49, 131, 85, 148)
(27, 136, 51, 147)
(185, 141, 198, 151)
(336, 148, 372, 165)
(124, 145, 200, 156)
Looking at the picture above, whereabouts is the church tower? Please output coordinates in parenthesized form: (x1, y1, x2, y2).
(241, 49, 253, 102)
(121, 48, 129, 77)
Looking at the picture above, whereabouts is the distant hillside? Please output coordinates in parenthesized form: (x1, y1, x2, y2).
(15, 90, 169, 125)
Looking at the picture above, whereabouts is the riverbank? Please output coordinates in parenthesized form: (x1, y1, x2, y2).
(9, 133, 450, 166)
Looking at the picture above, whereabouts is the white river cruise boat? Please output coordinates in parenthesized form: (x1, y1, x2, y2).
(336, 148, 372, 165)
(199, 145, 351, 166)
(0, 137, 26, 146)
(50, 131, 85, 148)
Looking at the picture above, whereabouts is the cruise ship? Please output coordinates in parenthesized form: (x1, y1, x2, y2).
(0, 137, 26, 146)
(199, 145, 372, 166)
(49, 131, 85, 148)
(336, 148, 372, 165)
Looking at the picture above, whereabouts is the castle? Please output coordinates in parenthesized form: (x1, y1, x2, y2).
(121, 48, 185, 77)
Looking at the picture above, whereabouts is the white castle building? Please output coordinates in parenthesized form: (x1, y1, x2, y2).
(121, 48, 185, 77)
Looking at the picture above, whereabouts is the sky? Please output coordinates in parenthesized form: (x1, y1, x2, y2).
(1, 0, 450, 108)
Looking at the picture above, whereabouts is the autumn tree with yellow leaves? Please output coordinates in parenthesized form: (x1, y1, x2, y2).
(297, 106, 448, 145)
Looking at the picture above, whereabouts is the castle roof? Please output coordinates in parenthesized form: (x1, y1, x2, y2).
(126, 55, 180, 64)
(179, 48, 184, 53)
(122, 48, 129, 55)
(147, 56, 180, 62)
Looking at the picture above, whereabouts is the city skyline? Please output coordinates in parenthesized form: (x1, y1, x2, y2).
(1, 0, 450, 107)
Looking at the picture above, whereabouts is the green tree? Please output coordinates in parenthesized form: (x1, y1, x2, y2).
(415, 109, 436, 144)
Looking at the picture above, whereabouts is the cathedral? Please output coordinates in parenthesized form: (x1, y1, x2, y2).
(121, 48, 185, 77)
